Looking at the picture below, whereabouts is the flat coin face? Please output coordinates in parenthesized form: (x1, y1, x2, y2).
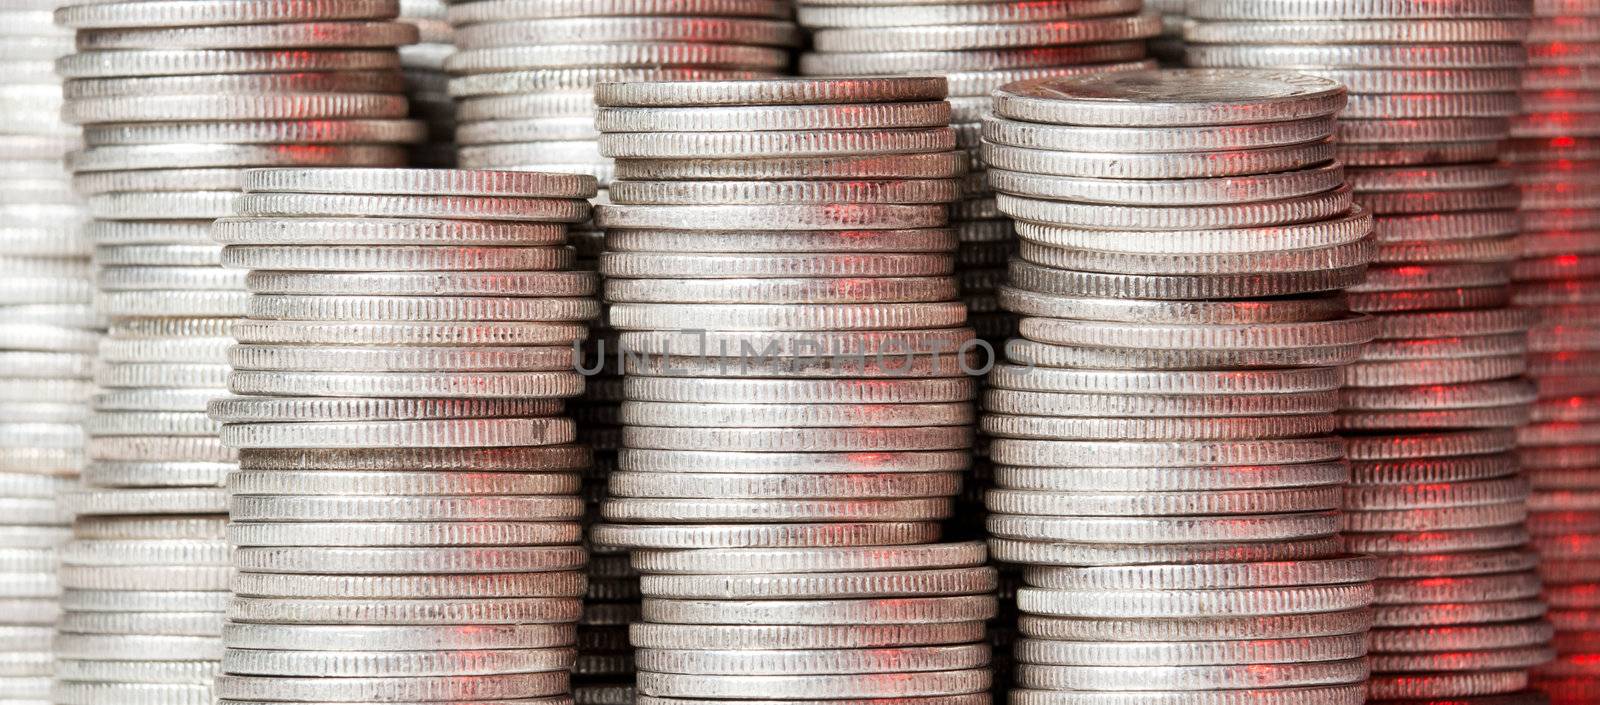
(993, 68, 1346, 126)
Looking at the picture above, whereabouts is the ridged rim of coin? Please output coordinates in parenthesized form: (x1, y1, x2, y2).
(627, 621, 983, 650)
(230, 320, 587, 347)
(244, 168, 596, 198)
(231, 192, 589, 222)
(67, 143, 407, 172)
(634, 669, 989, 698)
(443, 43, 790, 73)
(615, 449, 969, 474)
(228, 521, 583, 548)
(600, 251, 951, 278)
(980, 113, 1337, 154)
(992, 461, 1352, 492)
(988, 364, 1340, 394)
(1024, 555, 1374, 591)
(215, 395, 568, 423)
(599, 127, 956, 159)
(981, 414, 1336, 441)
(993, 69, 1345, 127)
(987, 511, 1339, 543)
(998, 291, 1349, 324)
(225, 595, 581, 625)
(596, 203, 947, 231)
(229, 494, 583, 522)
(638, 567, 996, 599)
(639, 595, 996, 625)
(986, 485, 1340, 514)
(594, 77, 949, 107)
(810, 14, 1160, 52)
(75, 21, 418, 50)
(609, 472, 963, 499)
(55, 49, 403, 78)
(230, 570, 586, 598)
(1188, 0, 1533, 19)
(617, 401, 971, 427)
(590, 521, 941, 549)
(449, 0, 788, 22)
(987, 163, 1345, 206)
(81, 119, 424, 147)
(1013, 208, 1372, 254)
(1016, 312, 1375, 350)
(608, 178, 961, 205)
(246, 294, 596, 322)
(232, 545, 586, 574)
(629, 541, 984, 575)
(798, 0, 1139, 22)
(222, 245, 577, 272)
(596, 102, 950, 134)
(212, 216, 565, 246)
(633, 644, 989, 676)
(55, 0, 398, 28)
(1000, 185, 1354, 231)
(602, 496, 953, 521)
(798, 42, 1148, 74)
(220, 646, 575, 677)
(981, 139, 1336, 180)
(607, 301, 967, 331)
(454, 16, 800, 49)
(605, 275, 959, 304)
(212, 671, 569, 700)
(1185, 43, 1529, 69)
(1186, 18, 1531, 44)
(611, 151, 966, 180)
(1014, 661, 1367, 691)
(990, 438, 1344, 467)
(1015, 633, 1368, 668)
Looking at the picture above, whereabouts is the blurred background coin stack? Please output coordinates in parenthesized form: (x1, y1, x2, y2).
(400, 0, 457, 166)
(978, 69, 1381, 704)
(589, 77, 996, 705)
(442, 0, 798, 180)
(1509, 0, 1600, 700)
(50, 4, 422, 705)
(1185, 1, 1559, 700)
(0, 0, 87, 698)
(1145, 0, 1186, 65)
(207, 167, 598, 705)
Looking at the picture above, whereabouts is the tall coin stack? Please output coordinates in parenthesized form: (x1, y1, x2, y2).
(795, 0, 1159, 349)
(978, 69, 1381, 704)
(1185, 2, 1559, 700)
(0, 0, 85, 698)
(590, 77, 997, 704)
(51, 4, 421, 705)
(401, 0, 457, 166)
(442, 0, 798, 181)
(1511, 0, 1600, 700)
(208, 167, 598, 705)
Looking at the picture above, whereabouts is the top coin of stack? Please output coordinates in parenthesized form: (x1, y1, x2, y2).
(589, 77, 994, 705)
(0, 0, 87, 696)
(209, 167, 599, 705)
(442, 0, 799, 182)
(1507, 1, 1600, 701)
(978, 68, 1381, 705)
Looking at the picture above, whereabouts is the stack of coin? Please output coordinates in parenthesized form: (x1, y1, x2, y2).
(51, 5, 422, 701)
(0, 0, 86, 697)
(627, 542, 998, 704)
(1508, 1, 1600, 700)
(795, 0, 1159, 348)
(1186, 5, 1558, 700)
(400, 0, 457, 166)
(979, 69, 1381, 703)
(1146, 0, 1186, 65)
(442, 0, 798, 181)
(1185, 0, 1530, 170)
(208, 167, 598, 705)
(589, 76, 994, 703)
